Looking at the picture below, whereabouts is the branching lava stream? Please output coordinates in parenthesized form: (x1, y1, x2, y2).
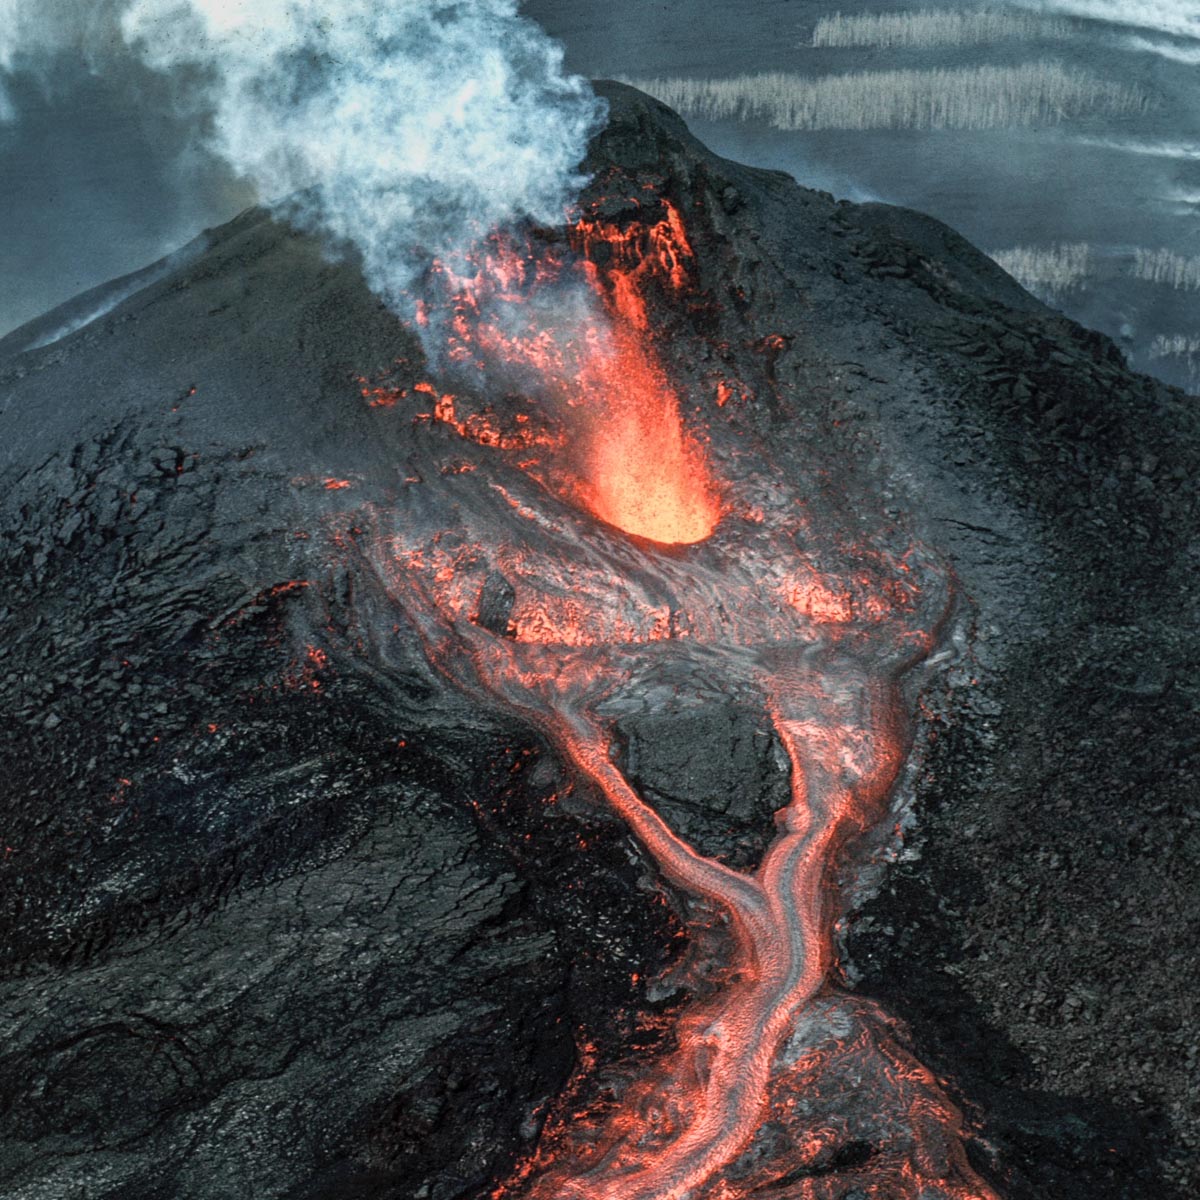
(364, 196, 1002, 1199)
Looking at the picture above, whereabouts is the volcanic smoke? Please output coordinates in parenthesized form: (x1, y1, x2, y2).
(39, 4, 1003, 1191)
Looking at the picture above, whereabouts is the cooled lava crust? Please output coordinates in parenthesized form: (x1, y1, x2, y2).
(0, 83, 1195, 1200)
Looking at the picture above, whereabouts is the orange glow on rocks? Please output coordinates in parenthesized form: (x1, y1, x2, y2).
(424, 200, 722, 546)
(363, 190, 999, 1200)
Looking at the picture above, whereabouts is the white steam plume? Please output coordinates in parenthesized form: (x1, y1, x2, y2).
(1, 1, 603, 304)
(0, 0, 132, 76)
(117, 0, 604, 310)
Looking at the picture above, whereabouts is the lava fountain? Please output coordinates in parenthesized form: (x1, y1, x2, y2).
(423, 205, 722, 547)
(362, 191, 1001, 1199)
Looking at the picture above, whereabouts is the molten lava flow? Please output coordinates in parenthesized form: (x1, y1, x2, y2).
(426, 203, 722, 545)
(571, 319, 719, 545)
(451, 650, 996, 1200)
(368, 194, 1002, 1200)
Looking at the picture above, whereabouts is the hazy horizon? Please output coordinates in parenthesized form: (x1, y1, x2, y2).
(2, 0, 1198, 390)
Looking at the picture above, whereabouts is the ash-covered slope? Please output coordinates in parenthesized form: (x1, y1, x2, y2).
(0, 82, 1195, 1200)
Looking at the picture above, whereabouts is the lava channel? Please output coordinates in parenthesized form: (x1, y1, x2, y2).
(364, 198, 1002, 1200)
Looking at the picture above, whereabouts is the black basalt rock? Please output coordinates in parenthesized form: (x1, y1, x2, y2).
(616, 704, 790, 870)
(0, 81, 1195, 1200)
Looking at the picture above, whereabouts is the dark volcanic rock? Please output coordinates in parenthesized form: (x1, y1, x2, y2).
(0, 82, 1196, 1199)
(616, 705, 791, 869)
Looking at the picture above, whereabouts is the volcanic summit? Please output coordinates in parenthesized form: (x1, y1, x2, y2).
(0, 83, 1195, 1200)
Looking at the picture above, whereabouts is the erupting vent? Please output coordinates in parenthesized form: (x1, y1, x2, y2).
(429, 200, 722, 545)
(362, 190, 1000, 1200)
(569, 319, 719, 545)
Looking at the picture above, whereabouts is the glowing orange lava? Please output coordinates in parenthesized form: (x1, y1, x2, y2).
(427, 202, 722, 545)
(570, 320, 719, 544)
(367, 193, 1002, 1200)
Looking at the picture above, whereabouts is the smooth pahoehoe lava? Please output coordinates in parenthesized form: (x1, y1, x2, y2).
(361, 193, 1001, 1200)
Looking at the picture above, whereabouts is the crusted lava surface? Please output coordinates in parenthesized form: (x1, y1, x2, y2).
(0, 83, 1196, 1199)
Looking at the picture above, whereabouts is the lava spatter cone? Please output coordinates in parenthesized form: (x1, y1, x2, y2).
(3, 79, 1187, 1200)
(365, 186, 997, 1200)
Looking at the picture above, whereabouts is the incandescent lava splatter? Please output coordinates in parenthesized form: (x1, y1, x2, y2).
(422, 201, 722, 547)
(363, 193, 1001, 1200)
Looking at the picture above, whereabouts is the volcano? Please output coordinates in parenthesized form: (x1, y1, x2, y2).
(0, 83, 1196, 1200)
